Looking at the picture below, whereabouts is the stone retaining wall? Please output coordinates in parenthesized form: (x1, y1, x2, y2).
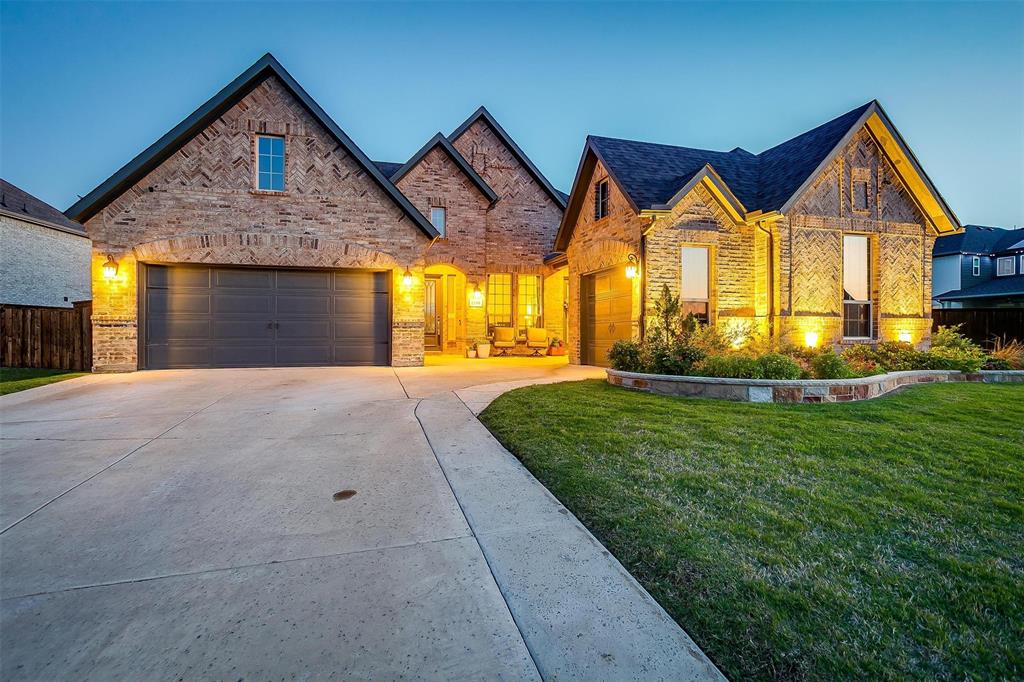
(606, 369, 1024, 403)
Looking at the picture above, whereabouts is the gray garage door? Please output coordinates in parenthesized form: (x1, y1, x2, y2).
(142, 265, 390, 368)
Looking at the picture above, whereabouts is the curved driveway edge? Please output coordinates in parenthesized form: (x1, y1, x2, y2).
(415, 385, 724, 680)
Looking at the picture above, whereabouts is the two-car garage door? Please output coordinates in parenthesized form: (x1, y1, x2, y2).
(141, 265, 390, 369)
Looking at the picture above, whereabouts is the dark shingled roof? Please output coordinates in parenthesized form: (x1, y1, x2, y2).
(373, 161, 403, 178)
(588, 101, 874, 213)
(934, 225, 1024, 257)
(934, 274, 1024, 301)
(0, 179, 86, 235)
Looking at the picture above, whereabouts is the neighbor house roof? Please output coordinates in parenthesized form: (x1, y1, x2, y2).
(0, 179, 86, 236)
(934, 225, 1024, 257)
(373, 161, 404, 178)
(449, 106, 567, 210)
(65, 53, 440, 238)
(389, 133, 498, 204)
(556, 100, 960, 250)
(934, 275, 1024, 301)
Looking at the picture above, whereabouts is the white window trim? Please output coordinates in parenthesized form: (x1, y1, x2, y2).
(972, 256, 981, 277)
(996, 256, 1015, 277)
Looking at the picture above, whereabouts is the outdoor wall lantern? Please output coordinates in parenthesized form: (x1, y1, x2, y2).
(102, 255, 119, 279)
(898, 330, 912, 343)
(469, 283, 484, 308)
(804, 331, 819, 349)
(625, 253, 639, 279)
(402, 266, 415, 288)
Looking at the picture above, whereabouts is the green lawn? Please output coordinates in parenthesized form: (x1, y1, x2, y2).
(480, 380, 1024, 681)
(0, 367, 87, 395)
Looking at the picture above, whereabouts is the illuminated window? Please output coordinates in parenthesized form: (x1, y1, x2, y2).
(595, 180, 609, 220)
(843, 234, 872, 338)
(430, 207, 446, 236)
(487, 273, 513, 328)
(972, 256, 981, 277)
(996, 256, 1015, 276)
(680, 246, 710, 323)
(517, 275, 541, 333)
(256, 135, 285, 192)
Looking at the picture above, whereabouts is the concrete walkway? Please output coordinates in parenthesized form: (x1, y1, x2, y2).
(0, 360, 721, 681)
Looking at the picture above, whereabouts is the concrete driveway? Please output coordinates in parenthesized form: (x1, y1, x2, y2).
(0, 359, 721, 681)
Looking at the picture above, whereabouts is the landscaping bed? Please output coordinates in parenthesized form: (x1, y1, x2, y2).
(480, 380, 1024, 680)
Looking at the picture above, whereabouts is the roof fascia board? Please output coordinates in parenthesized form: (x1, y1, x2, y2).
(0, 207, 88, 238)
(449, 106, 567, 209)
(66, 54, 439, 238)
(391, 133, 499, 204)
(650, 164, 747, 223)
(553, 142, 598, 251)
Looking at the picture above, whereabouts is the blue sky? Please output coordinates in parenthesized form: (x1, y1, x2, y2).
(2, 1, 1022, 227)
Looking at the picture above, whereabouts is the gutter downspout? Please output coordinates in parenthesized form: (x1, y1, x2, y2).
(754, 220, 775, 337)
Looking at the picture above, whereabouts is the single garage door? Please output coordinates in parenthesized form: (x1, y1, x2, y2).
(581, 266, 632, 367)
(142, 265, 390, 368)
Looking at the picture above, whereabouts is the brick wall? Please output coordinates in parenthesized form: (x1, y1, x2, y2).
(84, 76, 430, 370)
(1, 215, 91, 308)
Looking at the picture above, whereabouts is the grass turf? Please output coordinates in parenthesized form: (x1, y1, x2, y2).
(0, 367, 87, 395)
(479, 380, 1023, 681)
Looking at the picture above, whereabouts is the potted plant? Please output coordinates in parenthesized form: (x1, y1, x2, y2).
(475, 338, 492, 359)
(466, 345, 477, 359)
(547, 338, 566, 356)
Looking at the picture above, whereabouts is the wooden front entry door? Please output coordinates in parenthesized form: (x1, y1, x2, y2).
(424, 275, 442, 350)
(581, 266, 632, 367)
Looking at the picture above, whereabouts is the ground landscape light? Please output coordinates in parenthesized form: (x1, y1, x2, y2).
(898, 330, 912, 343)
(102, 255, 119, 279)
(804, 331, 819, 349)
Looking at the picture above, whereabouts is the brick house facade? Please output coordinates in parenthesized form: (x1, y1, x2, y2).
(555, 101, 960, 366)
(67, 55, 566, 371)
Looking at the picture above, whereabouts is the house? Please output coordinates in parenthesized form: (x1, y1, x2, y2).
(553, 101, 961, 366)
(1, 179, 91, 308)
(932, 225, 1024, 308)
(65, 54, 567, 371)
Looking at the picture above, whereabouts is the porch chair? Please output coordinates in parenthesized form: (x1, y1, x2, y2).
(526, 327, 548, 356)
(492, 327, 516, 356)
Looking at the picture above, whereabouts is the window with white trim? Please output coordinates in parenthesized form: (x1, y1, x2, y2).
(594, 180, 610, 220)
(680, 246, 710, 324)
(972, 256, 981, 277)
(256, 135, 285, 192)
(843, 234, 872, 338)
(996, 256, 1015, 276)
(430, 207, 446, 236)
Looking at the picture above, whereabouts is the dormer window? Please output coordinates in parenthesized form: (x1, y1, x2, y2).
(430, 207, 446, 236)
(595, 179, 610, 220)
(256, 135, 285, 192)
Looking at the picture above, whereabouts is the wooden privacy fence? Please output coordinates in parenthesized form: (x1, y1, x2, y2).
(1, 302, 92, 370)
(932, 308, 1024, 346)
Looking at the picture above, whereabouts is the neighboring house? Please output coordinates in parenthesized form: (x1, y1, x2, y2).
(554, 101, 961, 366)
(932, 225, 1024, 308)
(66, 54, 566, 371)
(1, 179, 91, 308)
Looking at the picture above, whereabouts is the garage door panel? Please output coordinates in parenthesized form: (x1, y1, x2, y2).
(144, 265, 390, 369)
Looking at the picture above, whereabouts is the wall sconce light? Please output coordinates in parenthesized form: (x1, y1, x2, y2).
(402, 267, 414, 288)
(804, 331, 819, 349)
(898, 330, 912, 344)
(625, 253, 639, 280)
(469, 283, 484, 308)
(102, 254, 119, 279)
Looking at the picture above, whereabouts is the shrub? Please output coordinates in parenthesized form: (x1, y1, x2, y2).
(932, 324, 980, 352)
(987, 337, 1024, 370)
(872, 341, 928, 371)
(646, 341, 706, 375)
(811, 350, 855, 379)
(608, 339, 644, 372)
(648, 285, 683, 344)
(695, 355, 762, 379)
(756, 353, 803, 380)
(926, 346, 985, 373)
(685, 323, 731, 354)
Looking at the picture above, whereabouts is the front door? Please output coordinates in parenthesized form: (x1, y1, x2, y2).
(424, 275, 442, 350)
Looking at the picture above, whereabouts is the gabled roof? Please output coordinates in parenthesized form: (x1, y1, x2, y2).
(934, 225, 1024, 257)
(65, 54, 440, 238)
(373, 161, 403, 178)
(556, 100, 960, 250)
(449, 106, 567, 210)
(389, 133, 498, 204)
(1, 179, 86, 236)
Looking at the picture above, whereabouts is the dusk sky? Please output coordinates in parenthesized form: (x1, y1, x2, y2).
(2, 1, 1022, 228)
